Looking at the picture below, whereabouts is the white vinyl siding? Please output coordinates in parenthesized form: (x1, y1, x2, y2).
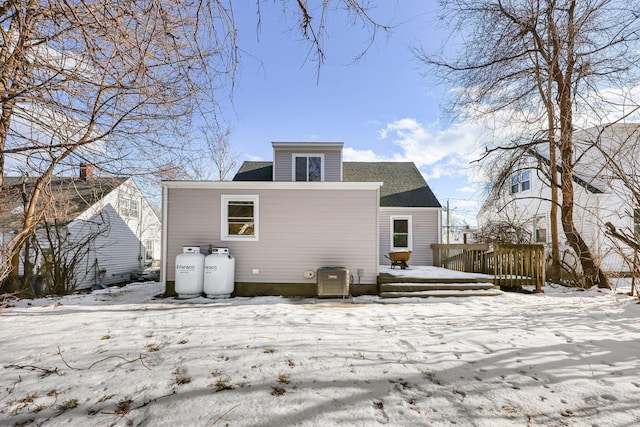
(70, 204, 145, 289)
(14, 178, 161, 290)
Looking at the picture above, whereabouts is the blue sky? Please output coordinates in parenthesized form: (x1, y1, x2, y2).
(219, 1, 485, 225)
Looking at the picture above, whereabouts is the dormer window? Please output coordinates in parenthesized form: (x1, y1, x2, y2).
(511, 170, 531, 193)
(293, 154, 323, 182)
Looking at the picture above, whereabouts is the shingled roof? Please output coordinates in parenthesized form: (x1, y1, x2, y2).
(233, 161, 441, 208)
(0, 176, 128, 230)
(233, 161, 273, 181)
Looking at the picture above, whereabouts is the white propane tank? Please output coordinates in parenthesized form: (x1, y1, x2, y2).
(204, 247, 235, 298)
(175, 246, 204, 298)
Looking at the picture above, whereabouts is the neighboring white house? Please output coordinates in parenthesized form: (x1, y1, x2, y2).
(161, 141, 443, 297)
(477, 123, 640, 273)
(0, 164, 161, 290)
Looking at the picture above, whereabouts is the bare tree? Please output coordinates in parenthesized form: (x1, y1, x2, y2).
(0, 1, 388, 292)
(587, 123, 640, 283)
(35, 214, 111, 297)
(475, 219, 531, 245)
(180, 125, 238, 181)
(418, 0, 640, 288)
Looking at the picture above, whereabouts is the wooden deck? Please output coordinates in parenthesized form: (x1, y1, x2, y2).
(431, 243, 546, 292)
(378, 266, 502, 298)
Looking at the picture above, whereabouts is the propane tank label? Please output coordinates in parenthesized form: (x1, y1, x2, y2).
(176, 264, 196, 270)
(204, 265, 218, 272)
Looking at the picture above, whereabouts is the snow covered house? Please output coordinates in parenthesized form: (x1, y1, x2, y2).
(0, 164, 161, 290)
(161, 141, 442, 297)
(477, 123, 640, 273)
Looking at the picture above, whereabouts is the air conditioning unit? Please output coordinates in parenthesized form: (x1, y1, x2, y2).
(317, 267, 349, 298)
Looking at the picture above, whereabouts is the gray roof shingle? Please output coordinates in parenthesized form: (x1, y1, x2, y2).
(233, 161, 441, 208)
(0, 176, 127, 230)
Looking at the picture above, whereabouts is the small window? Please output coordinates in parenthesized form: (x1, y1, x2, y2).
(521, 170, 531, 191)
(511, 170, 531, 194)
(511, 174, 520, 194)
(390, 216, 412, 251)
(119, 197, 139, 219)
(144, 240, 155, 260)
(221, 195, 259, 241)
(634, 208, 640, 236)
(534, 215, 547, 243)
(293, 154, 323, 181)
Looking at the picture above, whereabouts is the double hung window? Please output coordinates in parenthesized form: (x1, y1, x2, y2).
(534, 215, 547, 243)
(511, 170, 531, 194)
(119, 197, 139, 219)
(221, 195, 259, 241)
(390, 216, 412, 251)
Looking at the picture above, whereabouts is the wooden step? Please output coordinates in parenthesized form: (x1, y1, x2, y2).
(378, 273, 494, 285)
(380, 289, 503, 298)
(380, 282, 500, 293)
(379, 281, 502, 298)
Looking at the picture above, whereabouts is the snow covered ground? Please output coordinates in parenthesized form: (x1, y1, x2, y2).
(1, 274, 640, 426)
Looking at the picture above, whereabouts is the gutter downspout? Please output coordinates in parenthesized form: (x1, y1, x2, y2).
(139, 193, 144, 269)
(161, 184, 168, 295)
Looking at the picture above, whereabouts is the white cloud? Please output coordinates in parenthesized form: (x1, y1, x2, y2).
(377, 118, 482, 169)
(454, 199, 481, 208)
(342, 147, 386, 162)
(456, 185, 477, 193)
(345, 118, 484, 179)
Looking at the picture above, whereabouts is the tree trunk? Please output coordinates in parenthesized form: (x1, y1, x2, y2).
(553, 0, 609, 289)
(546, 92, 562, 283)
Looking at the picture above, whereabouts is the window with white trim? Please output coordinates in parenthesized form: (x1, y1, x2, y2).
(119, 196, 139, 219)
(390, 216, 412, 251)
(144, 239, 155, 260)
(534, 215, 547, 243)
(221, 195, 259, 241)
(293, 154, 323, 181)
(633, 208, 640, 237)
(511, 170, 531, 194)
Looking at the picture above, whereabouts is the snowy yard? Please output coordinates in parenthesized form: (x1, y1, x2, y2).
(1, 278, 640, 426)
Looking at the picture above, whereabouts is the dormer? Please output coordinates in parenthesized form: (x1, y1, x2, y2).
(271, 142, 343, 182)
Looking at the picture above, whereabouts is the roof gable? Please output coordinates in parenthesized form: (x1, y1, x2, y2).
(233, 161, 273, 181)
(527, 123, 640, 194)
(0, 176, 128, 230)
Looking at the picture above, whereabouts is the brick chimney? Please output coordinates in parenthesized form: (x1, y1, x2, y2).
(79, 162, 94, 180)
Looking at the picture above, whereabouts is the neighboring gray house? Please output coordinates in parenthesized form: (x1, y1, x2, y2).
(161, 142, 442, 297)
(0, 164, 161, 290)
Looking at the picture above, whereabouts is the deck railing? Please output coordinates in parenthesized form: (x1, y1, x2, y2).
(431, 243, 546, 291)
(489, 244, 545, 292)
(431, 244, 490, 273)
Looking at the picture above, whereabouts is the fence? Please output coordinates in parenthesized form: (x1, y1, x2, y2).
(431, 243, 546, 291)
